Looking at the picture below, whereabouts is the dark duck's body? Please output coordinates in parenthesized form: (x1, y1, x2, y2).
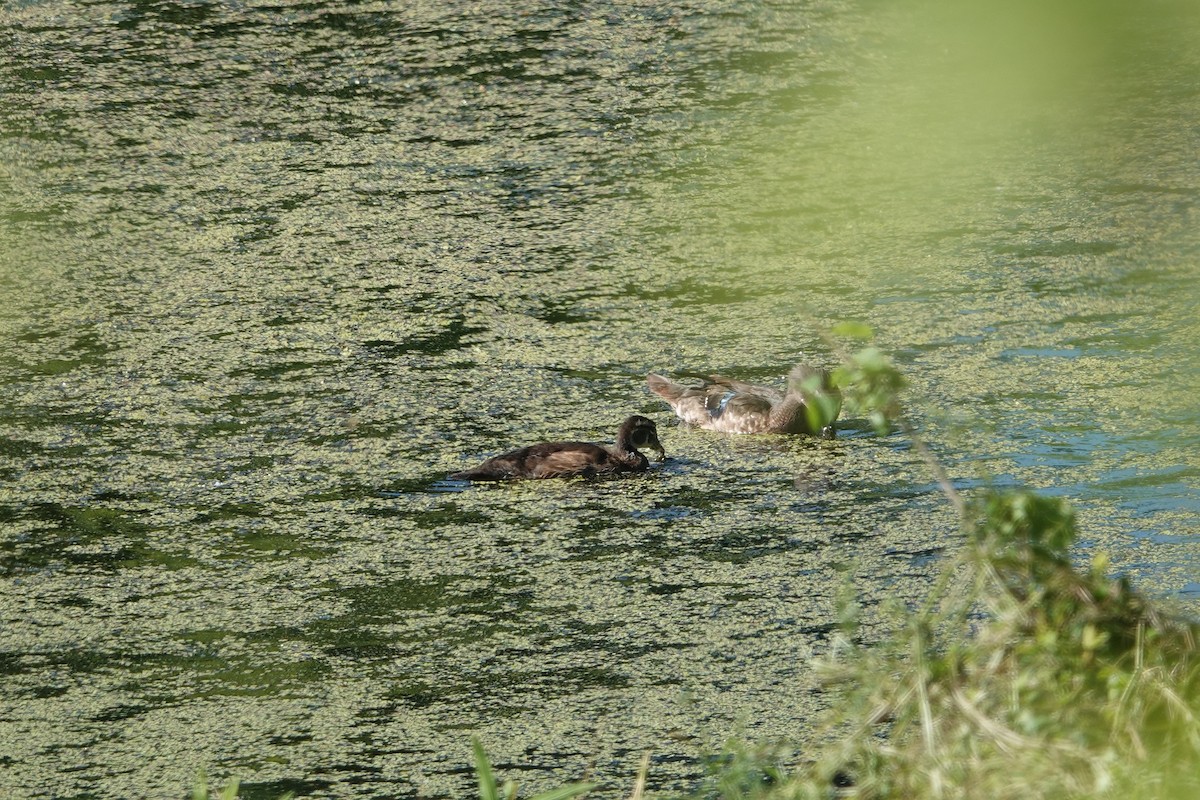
(646, 365, 841, 437)
(449, 415, 666, 481)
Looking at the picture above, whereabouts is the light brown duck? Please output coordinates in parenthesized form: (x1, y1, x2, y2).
(646, 365, 840, 437)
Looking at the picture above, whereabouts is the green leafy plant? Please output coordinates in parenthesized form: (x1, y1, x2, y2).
(472, 737, 597, 800)
(191, 770, 293, 800)
(192, 771, 240, 800)
(829, 322, 906, 437)
(694, 330, 1200, 800)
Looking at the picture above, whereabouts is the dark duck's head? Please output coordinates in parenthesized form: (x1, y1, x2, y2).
(618, 415, 666, 462)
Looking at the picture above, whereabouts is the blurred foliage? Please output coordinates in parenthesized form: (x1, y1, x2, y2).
(828, 323, 905, 437)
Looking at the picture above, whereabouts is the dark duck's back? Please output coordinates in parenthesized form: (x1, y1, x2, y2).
(646, 365, 840, 436)
(450, 415, 666, 481)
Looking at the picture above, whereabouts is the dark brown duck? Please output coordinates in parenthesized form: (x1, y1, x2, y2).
(449, 415, 666, 481)
(646, 365, 841, 437)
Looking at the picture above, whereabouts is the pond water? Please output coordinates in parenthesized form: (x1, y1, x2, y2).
(2, 1, 1199, 797)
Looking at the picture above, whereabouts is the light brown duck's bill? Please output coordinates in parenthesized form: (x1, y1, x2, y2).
(652, 445, 667, 462)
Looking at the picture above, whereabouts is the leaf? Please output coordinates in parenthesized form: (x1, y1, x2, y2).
(1081, 623, 1107, 651)
(853, 346, 888, 372)
(528, 782, 599, 800)
(192, 770, 209, 800)
(473, 737, 500, 800)
(805, 393, 841, 433)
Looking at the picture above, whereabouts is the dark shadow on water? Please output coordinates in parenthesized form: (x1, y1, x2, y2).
(363, 317, 486, 359)
(421, 467, 672, 493)
(427, 478, 471, 494)
(623, 277, 765, 307)
(696, 527, 828, 565)
(884, 545, 946, 569)
(236, 778, 335, 800)
(995, 239, 1120, 260)
(825, 418, 892, 440)
(3, 503, 158, 574)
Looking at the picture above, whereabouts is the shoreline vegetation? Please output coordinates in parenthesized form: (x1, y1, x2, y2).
(196, 333, 1200, 799)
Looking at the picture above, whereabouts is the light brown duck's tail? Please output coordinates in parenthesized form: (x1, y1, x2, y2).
(646, 373, 684, 402)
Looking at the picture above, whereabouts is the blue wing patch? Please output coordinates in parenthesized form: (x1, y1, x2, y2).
(707, 391, 736, 419)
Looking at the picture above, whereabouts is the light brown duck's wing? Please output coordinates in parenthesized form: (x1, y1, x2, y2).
(648, 373, 744, 399)
(648, 373, 783, 429)
(647, 374, 709, 426)
(647, 369, 834, 434)
(704, 374, 784, 404)
(702, 390, 779, 433)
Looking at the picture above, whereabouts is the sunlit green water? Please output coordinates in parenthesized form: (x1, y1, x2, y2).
(2, 1, 1199, 797)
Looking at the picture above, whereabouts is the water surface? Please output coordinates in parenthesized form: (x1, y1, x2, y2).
(2, 1, 1199, 797)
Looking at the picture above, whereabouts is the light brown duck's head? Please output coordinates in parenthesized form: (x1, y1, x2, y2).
(619, 415, 666, 461)
(787, 365, 843, 438)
